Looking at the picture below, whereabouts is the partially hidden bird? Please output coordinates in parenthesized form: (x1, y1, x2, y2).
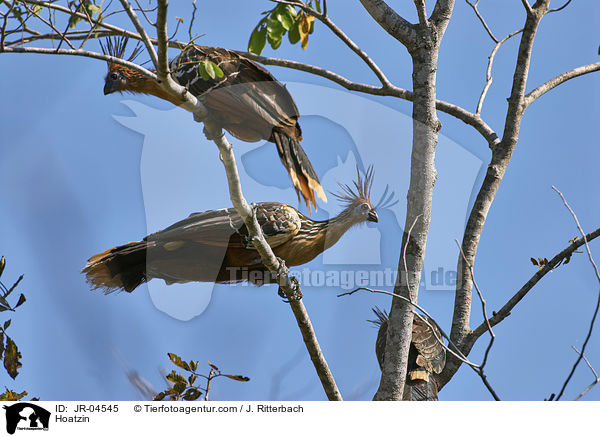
(83, 168, 380, 294)
(370, 307, 446, 401)
(100, 37, 326, 210)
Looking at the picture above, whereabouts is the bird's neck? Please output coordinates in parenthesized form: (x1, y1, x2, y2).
(132, 77, 184, 106)
(313, 207, 362, 251)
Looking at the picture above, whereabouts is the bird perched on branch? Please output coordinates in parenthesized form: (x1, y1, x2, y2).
(100, 37, 326, 210)
(370, 307, 446, 401)
(83, 168, 381, 293)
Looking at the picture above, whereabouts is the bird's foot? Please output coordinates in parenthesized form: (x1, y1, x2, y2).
(278, 277, 302, 303)
(275, 258, 302, 303)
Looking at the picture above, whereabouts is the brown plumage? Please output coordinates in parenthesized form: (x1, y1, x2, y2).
(83, 168, 379, 293)
(101, 37, 326, 210)
(370, 307, 446, 401)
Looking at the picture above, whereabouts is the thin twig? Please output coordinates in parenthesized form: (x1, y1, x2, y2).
(272, 0, 394, 88)
(118, 0, 159, 69)
(414, 0, 428, 26)
(188, 0, 197, 41)
(454, 239, 494, 368)
(465, 0, 498, 43)
(339, 287, 479, 368)
(547, 0, 573, 14)
(551, 186, 600, 401)
(475, 28, 523, 115)
(470, 226, 600, 342)
(571, 346, 599, 401)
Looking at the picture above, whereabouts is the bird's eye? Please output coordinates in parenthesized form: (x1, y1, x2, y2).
(110, 72, 119, 80)
(361, 204, 369, 211)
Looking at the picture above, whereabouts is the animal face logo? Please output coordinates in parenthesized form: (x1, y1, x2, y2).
(3, 403, 50, 434)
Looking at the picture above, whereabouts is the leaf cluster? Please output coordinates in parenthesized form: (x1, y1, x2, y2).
(248, 1, 320, 55)
(153, 353, 249, 401)
(0, 256, 26, 380)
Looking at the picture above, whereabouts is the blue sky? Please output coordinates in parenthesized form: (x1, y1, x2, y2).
(0, 0, 598, 401)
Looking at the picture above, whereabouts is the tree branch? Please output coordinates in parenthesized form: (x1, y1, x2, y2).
(468, 226, 600, 342)
(414, 0, 428, 26)
(442, 0, 551, 389)
(465, 0, 498, 43)
(551, 187, 600, 401)
(209, 129, 342, 401)
(155, 0, 169, 78)
(273, 0, 394, 88)
(359, 0, 416, 48)
(475, 28, 523, 115)
(523, 62, 600, 109)
(571, 346, 599, 401)
(118, 0, 159, 69)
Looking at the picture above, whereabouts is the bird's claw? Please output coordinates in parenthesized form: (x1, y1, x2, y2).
(278, 277, 302, 303)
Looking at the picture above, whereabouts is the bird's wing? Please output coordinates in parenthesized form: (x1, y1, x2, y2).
(170, 45, 301, 141)
(412, 315, 446, 374)
(146, 202, 301, 250)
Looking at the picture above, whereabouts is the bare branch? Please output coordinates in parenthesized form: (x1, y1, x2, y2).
(0, 45, 157, 79)
(443, 0, 550, 389)
(465, 0, 498, 43)
(523, 62, 600, 109)
(414, 0, 428, 26)
(551, 186, 600, 401)
(469, 226, 600, 342)
(547, 0, 573, 14)
(359, 0, 416, 48)
(240, 52, 500, 148)
(209, 129, 342, 401)
(340, 286, 501, 399)
(273, 0, 394, 88)
(339, 287, 479, 368)
(155, 0, 169, 78)
(475, 28, 523, 115)
(118, 0, 159, 70)
(188, 0, 197, 41)
(571, 346, 600, 401)
(520, 0, 533, 14)
(455, 240, 494, 368)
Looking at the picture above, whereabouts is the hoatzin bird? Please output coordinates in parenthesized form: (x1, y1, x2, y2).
(83, 168, 378, 293)
(370, 307, 446, 401)
(100, 37, 326, 210)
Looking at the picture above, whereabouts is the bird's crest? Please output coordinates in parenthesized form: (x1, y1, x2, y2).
(99, 35, 142, 66)
(332, 166, 375, 207)
(368, 307, 389, 328)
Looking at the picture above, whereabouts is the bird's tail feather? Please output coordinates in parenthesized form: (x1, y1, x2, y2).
(272, 130, 326, 211)
(82, 241, 149, 293)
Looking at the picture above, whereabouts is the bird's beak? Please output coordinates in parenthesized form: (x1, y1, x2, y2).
(103, 81, 113, 95)
(368, 210, 379, 223)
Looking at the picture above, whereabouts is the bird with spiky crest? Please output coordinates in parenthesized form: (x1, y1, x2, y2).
(83, 167, 385, 293)
(370, 307, 446, 401)
(100, 36, 326, 211)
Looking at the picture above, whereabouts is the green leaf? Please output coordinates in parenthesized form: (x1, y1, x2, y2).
(189, 360, 198, 372)
(197, 63, 211, 81)
(4, 336, 21, 379)
(288, 19, 301, 45)
(153, 391, 167, 401)
(188, 374, 197, 386)
(3, 320, 10, 331)
(267, 32, 283, 50)
(248, 25, 268, 55)
(182, 387, 202, 401)
(313, 0, 322, 13)
(14, 294, 26, 309)
(0, 256, 4, 278)
(168, 353, 190, 371)
(223, 374, 250, 382)
(267, 17, 285, 36)
(208, 361, 219, 372)
(0, 332, 4, 361)
(173, 382, 187, 395)
(530, 257, 538, 266)
(166, 370, 187, 385)
(276, 10, 294, 31)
